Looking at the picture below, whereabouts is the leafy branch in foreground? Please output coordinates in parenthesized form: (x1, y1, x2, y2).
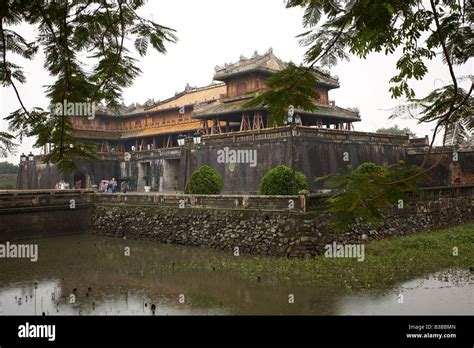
(250, 0, 472, 148)
(243, 0, 472, 227)
(5, 106, 98, 172)
(243, 62, 320, 126)
(409, 84, 474, 147)
(292, 0, 472, 146)
(0, 0, 177, 171)
(0, 131, 17, 157)
(316, 162, 422, 231)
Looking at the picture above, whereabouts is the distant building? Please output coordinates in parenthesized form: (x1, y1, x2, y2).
(69, 49, 360, 153)
(19, 50, 472, 192)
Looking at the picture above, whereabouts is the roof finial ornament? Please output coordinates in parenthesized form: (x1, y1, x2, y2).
(253, 50, 259, 58)
(267, 47, 273, 54)
(239, 54, 247, 62)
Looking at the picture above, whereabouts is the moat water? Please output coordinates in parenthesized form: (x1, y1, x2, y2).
(0, 235, 472, 315)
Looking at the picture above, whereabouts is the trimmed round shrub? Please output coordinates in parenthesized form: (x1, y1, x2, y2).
(354, 162, 383, 174)
(185, 165, 224, 194)
(259, 165, 308, 195)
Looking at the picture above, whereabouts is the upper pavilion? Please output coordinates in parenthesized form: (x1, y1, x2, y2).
(69, 48, 360, 153)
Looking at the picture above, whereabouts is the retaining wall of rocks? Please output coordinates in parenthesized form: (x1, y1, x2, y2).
(90, 191, 473, 257)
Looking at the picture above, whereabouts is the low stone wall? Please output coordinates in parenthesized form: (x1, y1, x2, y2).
(90, 189, 473, 257)
(0, 190, 94, 241)
(94, 192, 306, 211)
(0, 189, 94, 209)
(2, 187, 472, 256)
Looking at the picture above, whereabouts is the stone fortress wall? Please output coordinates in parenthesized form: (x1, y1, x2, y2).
(18, 127, 474, 193)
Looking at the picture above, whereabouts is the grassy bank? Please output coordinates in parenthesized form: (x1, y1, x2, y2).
(212, 223, 474, 293)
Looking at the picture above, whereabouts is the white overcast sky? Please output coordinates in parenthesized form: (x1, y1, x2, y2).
(1, 0, 472, 164)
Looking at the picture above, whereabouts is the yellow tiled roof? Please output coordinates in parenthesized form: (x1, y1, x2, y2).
(120, 121, 202, 138)
(147, 84, 226, 112)
(75, 122, 205, 140)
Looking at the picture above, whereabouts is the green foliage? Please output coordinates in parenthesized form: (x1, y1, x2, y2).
(275, 0, 473, 144)
(0, 170, 17, 188)
(353, 162, 383, 175)
(185, 165, 224, 195)
(217, 223, 474, 292)
(318, 161, 421, 230)
(0, 161, 18, 174)
(376, 125, 417, 138)
(413, 85, 474, 146)
(243, 62, 320, 126)
(0, 132, 17, 157)
(1, 1, 177, 170)
(243, 0, 472, 225)
(184, 181, 191, 194)
(286, 0, 470, 96)
(259, 165, 308, 195)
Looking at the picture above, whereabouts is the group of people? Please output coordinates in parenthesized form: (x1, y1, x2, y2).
(99, 178, 130, 193)
(99, 178, 117, 193)
(55, 178, 131, 192)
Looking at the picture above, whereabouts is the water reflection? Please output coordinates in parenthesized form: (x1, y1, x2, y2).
(337, 270, 474, 315)
(0, 235, 471, 315)
(0, 279, 232, 315)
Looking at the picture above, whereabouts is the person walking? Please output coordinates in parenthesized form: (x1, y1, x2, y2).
(111, 178, 117, 193)
(120, 180, 129, 193)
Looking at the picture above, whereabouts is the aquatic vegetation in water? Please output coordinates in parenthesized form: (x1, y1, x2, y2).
(210, 223, 474, 294)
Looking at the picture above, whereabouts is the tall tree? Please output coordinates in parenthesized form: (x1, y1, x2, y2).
(1, 0, 177, 171)
(288, 0, 473, 161)
(248, 0, 472, 227)
(0, 160, 18, 174)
